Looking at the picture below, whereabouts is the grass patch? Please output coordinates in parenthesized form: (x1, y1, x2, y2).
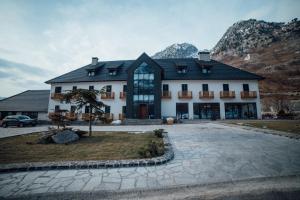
(226, 120, 300, 134)
(0, 131, 164, 164)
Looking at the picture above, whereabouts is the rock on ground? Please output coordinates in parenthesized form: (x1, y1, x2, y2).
(51, 130, 79, 144)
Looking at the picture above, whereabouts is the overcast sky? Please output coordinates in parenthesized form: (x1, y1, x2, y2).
(0, 0, 299, 97)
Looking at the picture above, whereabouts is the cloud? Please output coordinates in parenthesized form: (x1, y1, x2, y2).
(0, 58, 53, 76)
(0, 58, 53, 96)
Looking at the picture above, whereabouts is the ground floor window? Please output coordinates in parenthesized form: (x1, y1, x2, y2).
(193, 103, 220, 120)
(225, 103, 257, 119)
(176, 103, 189, 119)
(21, 112, 38, 119)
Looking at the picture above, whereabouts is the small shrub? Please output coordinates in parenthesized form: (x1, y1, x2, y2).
(153, 129, 164, 138)
(138, 140, 164, 158)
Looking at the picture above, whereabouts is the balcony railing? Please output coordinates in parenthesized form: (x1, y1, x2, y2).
(241, 91, 257, 99)
(81, 113, 95, 121)
(178, 91, 193, 99)
(120, 92, 126, 99)
(220, 91, 235, 98)
(51, 93, 64, 101)
(65, 112, 78, 121)
(48, 112, 59, 120)
(162, 91, 171, 99)
(99, 113, 114, 123)
(199, 91, 214, 99)
(101, 92, 115, 99)
(119, 113, 125, 120)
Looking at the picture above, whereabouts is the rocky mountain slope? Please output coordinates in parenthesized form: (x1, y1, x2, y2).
(153, 19, 300, 98)
(211, 18, 300, 96)
(152, 43, 198, 59)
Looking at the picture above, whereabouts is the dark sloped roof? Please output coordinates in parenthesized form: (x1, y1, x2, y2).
(0, 90, 50, 112)
(45, 56, 264, 84)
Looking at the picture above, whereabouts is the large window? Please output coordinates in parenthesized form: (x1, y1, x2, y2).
(225, 103, 257, 119)
(133, 62, 155, 119)
(193, 103, 220, 119)
(176, 103, 189, 119)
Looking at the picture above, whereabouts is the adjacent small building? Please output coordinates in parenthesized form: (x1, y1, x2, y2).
(0, 90, 50, 120)
(46, 52, 264, 120)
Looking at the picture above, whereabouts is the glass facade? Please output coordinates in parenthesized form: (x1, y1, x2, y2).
(132, 62, 155, 119)
(225, 103, 257, 119)
(193, 103, 220, 119)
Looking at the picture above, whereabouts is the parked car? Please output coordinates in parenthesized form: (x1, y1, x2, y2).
(1, 115, 37, 128)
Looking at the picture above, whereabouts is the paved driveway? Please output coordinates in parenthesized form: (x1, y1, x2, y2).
(0, 126, 48, 138)
(0, 123, 300, 197)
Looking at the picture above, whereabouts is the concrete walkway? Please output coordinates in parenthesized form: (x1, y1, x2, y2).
(0, 126, 48, 138)
(0, 123, 300, 198)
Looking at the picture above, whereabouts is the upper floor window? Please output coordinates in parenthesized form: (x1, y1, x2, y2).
(163, 84, 169, 91)
(243, 84, 249, 91)
(88, 71, 95, 77)
(105, 106, 111, 113)
(85, 106, 90, 113)
(123, 85, 127, 92)
(182, 84, 188, 91)
(202, 84, 208, 91)
(54, 105, 60, 112)
(223, 84, 229, 91)
(89, 86, 94, 91)
(72, 86, 77, 91)
(54, 86, 62, 93)
(177, 65, 187, 74)
(106, 85, 112, 92)
(70, 106, 76, 113)
(108, 69, 117, 76)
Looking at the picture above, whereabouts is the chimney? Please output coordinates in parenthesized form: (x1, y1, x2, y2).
(91, 57, 98, 65)
(198, 51, 210, 61)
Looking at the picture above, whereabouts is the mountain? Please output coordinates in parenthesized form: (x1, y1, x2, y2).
(152, 19, 300, 99)
(211, 18, 300, 97)
(152, 43, 198, 59)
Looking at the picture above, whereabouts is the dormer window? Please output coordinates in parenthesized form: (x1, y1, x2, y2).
(88, 71, 95, 77)
(202, 67, 211, 74)
(177, 65, 187, 74)
(108, 69, 117, 76)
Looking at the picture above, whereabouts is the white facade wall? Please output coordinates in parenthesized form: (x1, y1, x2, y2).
(161, 80, 261, 119)
(48, 81, 126, 120)
(38, 112, 49, 121)
(48, 80, 261, 120)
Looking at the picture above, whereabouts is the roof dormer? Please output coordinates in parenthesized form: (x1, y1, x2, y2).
(106, 62, 123, 76)
(85, 57, 104, 77)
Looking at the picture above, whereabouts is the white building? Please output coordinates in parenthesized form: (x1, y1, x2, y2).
(46, 52, 264, 121)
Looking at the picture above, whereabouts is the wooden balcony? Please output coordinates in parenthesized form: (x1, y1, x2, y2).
(120, 92, 126, 99)
(199, 91, 214, 99)
(51, 93, 64, 101)
(220, 91, 235, 98)
(81, 113, 95, 121)
(65, 113, 78, 121)
(101, 92, 115, 99)
(48, 112, 59, 120)
(119, 113, 125, 120)
(162, 91, 171, 99)
(241, 91, 257, 99)
(99, 113, 114, 123)
(178, 91, 193, 99)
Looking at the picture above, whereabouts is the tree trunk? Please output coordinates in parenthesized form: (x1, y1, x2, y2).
(89, 106, 92, 136)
